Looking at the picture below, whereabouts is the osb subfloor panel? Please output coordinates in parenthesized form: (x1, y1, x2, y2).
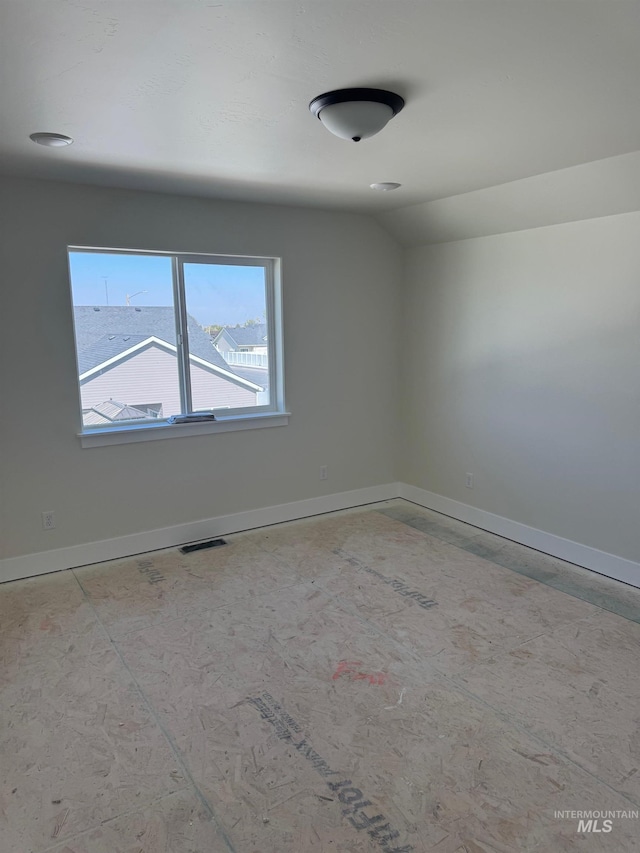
(2, 501, 640, 853)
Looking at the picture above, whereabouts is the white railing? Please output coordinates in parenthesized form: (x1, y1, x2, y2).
(221, 351, 269, 368)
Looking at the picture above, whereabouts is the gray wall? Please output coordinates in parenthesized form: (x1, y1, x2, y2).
(400, 213, 640, 562)
(0, 177, 402, 560)
(1, 175, 638, 568)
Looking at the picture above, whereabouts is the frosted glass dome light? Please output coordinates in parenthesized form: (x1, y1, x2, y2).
(309, 88, 404, 142)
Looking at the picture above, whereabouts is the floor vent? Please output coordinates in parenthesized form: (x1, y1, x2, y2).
(179, 538, 227, 554)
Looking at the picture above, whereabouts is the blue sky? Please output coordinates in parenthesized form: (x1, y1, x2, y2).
(68, 251, 266, 327)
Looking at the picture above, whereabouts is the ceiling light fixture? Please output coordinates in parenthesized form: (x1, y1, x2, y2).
(309, 88, 404, 142)
(29, 132, 73, 147)
(370, 182, 402, 192)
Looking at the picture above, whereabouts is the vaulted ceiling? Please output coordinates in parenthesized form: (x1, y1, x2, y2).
(2, 1, 640, 241)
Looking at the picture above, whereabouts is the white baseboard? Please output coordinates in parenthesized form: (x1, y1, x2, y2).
(3, 481, 638, 589)
(0, 483, 401, 584)
(399, 483, 640, 589)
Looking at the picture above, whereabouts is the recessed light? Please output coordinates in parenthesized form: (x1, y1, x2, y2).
(370, 182, 401, 192)
(29, 132, 73, 147)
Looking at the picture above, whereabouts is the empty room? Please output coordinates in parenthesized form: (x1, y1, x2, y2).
(1, 2, 639, 852)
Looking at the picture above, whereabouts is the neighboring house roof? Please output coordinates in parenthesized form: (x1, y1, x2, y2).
(227, 365, 269, 392)
(75, 306, 230, 370)
(77, 334, 150, 375)
(213, 323, 267, 348)
(83, 400, 150, 424)
(74, 306, 260, 391)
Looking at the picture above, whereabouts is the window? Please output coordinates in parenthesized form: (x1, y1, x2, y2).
(68, 248, 286, 445)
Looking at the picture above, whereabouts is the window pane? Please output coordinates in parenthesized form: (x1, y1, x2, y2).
(68, 251, 181, 427)
(183, 263, 270, 411)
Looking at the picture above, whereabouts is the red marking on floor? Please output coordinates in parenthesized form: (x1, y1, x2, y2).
(332, 660, 388, 686)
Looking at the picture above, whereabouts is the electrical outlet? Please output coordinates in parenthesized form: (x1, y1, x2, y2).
(319, 465, 328, 481)
(42, 510, 56, 530)
(465, 473, 473, 489)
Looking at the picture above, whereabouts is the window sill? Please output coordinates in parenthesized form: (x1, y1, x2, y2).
(78, 411, 290, 448)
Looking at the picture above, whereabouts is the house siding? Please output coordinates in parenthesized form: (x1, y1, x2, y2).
(80, 345, 256, 417)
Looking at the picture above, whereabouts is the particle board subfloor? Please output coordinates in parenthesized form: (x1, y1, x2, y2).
(1, 500, 639, 852)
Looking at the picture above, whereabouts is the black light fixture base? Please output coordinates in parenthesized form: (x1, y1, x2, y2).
(309, 88, 405, 118)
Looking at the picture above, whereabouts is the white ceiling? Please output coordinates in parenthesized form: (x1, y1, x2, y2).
(2, 0, 640, 225)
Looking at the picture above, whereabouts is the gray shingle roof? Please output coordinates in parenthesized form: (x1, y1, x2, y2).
(227, 365, 269, 392)
(218, 323, 268, 347)
(228, 364, 269, 391)
(77, 334, 149, 374)
(74, 306, 235, 374)
(84, 400, 150, 423)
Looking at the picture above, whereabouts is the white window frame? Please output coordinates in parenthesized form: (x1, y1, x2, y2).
(68, 246, 288, 448)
